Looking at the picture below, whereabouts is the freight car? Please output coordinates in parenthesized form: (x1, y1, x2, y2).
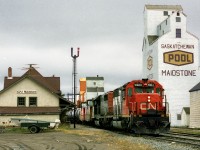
(79, 79, 170, 134)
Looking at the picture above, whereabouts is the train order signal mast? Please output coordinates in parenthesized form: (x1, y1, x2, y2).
(71, 47, 80, 128)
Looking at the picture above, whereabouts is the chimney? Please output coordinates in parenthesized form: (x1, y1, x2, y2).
(8, 67, 13, 79)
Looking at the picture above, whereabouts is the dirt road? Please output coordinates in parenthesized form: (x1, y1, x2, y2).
(0, 125, 150, 150)
(0, 125, 198, 150)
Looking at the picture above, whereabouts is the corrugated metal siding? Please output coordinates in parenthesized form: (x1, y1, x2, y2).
(190, 91, 200, 128)
(80, 80, 86, 91)
(79, 78, 86, 102)
(85, 77, 104, 100)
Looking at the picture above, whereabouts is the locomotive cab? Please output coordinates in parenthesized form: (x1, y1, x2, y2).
(127, 79, 170, 134)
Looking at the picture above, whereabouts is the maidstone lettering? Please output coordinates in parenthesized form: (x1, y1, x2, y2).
(161, 70, 196, 76)
(161, 44, 194, 49)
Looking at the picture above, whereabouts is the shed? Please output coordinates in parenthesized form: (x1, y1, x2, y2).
(189, 82, 200, 128)
(181, 107, 190, 127)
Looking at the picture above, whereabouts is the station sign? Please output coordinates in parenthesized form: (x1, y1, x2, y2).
(17, 90, 37, 94)
(163, 50, 193, 66)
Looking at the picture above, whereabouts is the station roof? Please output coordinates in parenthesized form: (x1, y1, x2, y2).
(3, 67, 61, 94)
(189, 82, 200, 92)
(1, 67, 74, 106)
(182, 107, 190, 115)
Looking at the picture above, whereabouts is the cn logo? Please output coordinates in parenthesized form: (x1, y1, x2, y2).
(140, 103, 156, 110)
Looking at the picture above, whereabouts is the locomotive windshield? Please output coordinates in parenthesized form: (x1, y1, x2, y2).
(134, 83, 155, 93)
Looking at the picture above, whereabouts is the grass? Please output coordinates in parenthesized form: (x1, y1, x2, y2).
(170, 127, 200, 135)
(1, 123, 71, 134)
(3, 126, 28, 133)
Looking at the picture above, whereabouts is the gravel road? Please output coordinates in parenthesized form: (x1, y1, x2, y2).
(0, 124, 199, 150)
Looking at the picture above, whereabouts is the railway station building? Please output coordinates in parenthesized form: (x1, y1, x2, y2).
(0, 66, 73, 125)
(142, 5, 200, 126)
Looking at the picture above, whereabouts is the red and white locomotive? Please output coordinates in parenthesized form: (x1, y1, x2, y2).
(78, 79, 170, 134)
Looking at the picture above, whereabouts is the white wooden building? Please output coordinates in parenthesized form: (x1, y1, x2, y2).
(189, 82, 200, 128)
(78, 76, 104, 122)
(142, 5, 199, 126)
(0, 67, 73, 125)
(181, 107, 190, 127)
(85, 76, 104, 100)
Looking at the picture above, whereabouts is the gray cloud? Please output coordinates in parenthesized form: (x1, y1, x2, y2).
(0, 0, 199, 95)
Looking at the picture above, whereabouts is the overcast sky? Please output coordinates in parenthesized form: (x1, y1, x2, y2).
(0, 0, 200, 96)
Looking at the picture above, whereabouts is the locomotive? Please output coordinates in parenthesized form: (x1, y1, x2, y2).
(78, 79, 170, 134)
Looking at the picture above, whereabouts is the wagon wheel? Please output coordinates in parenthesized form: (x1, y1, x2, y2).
(29, 126, 39, 133)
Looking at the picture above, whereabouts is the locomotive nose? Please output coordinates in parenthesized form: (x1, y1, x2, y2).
(148, 119, 156, 126)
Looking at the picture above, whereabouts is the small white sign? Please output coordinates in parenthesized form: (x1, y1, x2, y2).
(17, 90, 37, 94)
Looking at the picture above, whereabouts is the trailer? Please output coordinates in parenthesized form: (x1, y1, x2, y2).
(11, 118, 59, 133)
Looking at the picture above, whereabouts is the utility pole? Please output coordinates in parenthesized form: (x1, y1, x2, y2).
(71, 47, 79, 128)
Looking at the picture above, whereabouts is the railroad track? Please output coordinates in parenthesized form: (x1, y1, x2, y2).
(151, 132, 200, 149)
(167, 131, 200, 138)
(82, 125, 200, 149)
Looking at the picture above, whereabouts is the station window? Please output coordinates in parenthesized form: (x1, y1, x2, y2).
(176, 29, 181, 38)
(177, 114, 181, 120)
(177, 12, 180, 16)
(176, 17, 181, 22)
(163, 11, 168, 16)
(29, 97, 37, 106)
(17, 97, 26, 107)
